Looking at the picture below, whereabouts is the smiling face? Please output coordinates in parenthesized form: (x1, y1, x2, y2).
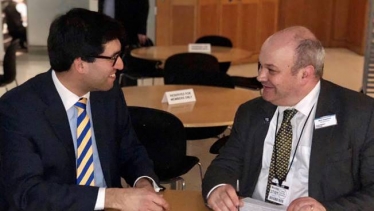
(257, 33, 307, 106)
(84, 39, 124, 92)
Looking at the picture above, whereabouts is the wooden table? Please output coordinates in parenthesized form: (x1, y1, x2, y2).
(162, 190, 209, 211)
(122, 85, 259, 127)
(131, 45, 252, 63)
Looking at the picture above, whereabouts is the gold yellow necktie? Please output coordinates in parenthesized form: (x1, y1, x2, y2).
(75, 98, 95, 186)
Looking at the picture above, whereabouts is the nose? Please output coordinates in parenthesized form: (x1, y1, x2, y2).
(257, 67, 267, 83)
(114, 56, 125, 71)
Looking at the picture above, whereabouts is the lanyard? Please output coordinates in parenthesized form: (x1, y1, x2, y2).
(273, 105, 315, 185)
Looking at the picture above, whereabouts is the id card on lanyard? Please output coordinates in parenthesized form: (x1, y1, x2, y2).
(267, 178, 290, 205)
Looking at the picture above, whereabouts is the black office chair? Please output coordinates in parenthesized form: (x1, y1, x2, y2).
(231, 76, 263, 90)
(164, 52, 234, 88)
(195, 35, 232, 73)
(163, 52, 234, 140)
(209, 135, 230, 154)
(128, 106, 203, 190)
(0, 39, 19, 91)
(119, 38, 163, 86)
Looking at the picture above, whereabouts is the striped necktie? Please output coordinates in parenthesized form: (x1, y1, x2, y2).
(265, 109, 297, 203)
(75, 97, 95, 186)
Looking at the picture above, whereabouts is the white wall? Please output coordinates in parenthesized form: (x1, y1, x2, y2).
(0, 2, 5, 60)
(89, 0, 98, 11)
(147, 0, 155, 42)
(22, 0, 156, 47)
(27, 0, 90, 46)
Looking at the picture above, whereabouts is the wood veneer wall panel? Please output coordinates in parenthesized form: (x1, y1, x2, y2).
(278, 0, 306, 29)
(346, 0, 368, 54)
(171, 5, 196, 44)
(240, 0, 259, 52)
(278, 0, 334, 46)
(220, 0, 240, 47)
(197, 0, 220, 38)
(156, 0, 171, 46)
(259, 0, 278, 49)
(330, 0, 350, 47)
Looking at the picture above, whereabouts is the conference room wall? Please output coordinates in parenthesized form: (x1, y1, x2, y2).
(27, 0, 90, 46)
(24, 0, 156, 48)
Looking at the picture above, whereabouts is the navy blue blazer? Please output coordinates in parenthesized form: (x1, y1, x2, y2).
(202, 80, 374, 210)
(0, 70, 157, 210)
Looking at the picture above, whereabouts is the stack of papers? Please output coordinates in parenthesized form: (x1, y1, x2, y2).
(241, 197, 287, 211)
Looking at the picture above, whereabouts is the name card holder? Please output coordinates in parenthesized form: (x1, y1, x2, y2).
(161, 88, 196, 105)
(188, 43, 211, 53)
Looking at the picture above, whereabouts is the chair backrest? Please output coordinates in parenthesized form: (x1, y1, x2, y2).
(195, 35, 232, 73)
(128, 106, 187, 171)
(1, 40, 18, 85)
(163, 52, 234, 88)
(196, 35, 233, 47)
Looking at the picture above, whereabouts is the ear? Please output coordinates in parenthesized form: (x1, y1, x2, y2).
(73, 57, 86, 74)
(301, 65, 315, 80)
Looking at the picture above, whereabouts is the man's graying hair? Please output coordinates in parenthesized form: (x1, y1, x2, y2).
(292, 38, 325, 77)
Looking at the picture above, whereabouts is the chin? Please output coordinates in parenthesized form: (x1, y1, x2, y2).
(261, 93, 273, 101)
(94, 84, 114, 92)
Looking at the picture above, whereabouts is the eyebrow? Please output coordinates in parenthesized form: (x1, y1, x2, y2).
(102, 50, 121, 57)
(260, 62, 278, 69)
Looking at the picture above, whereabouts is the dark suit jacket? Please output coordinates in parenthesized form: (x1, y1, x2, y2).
(98, 0, 149, 46)
(202, 80, 374, 210)
(0, 70, 157, 210)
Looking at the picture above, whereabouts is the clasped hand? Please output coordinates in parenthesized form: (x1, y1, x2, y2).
(104, 180, 169, 211)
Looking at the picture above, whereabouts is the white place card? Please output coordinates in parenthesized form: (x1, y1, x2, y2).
(188, 43, 211, 53)
(165, 102, 195, 113)
(161, 89, 196, 105)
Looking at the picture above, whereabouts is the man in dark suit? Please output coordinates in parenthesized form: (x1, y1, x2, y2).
(98, 0, 149, 46)
(0, 8, 169, 211)
(202, 26, 374, 211)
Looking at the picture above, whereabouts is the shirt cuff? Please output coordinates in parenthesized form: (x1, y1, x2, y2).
(134, 176, 162, 192)
(206, 184, 228, 199)
(94, 188, 106, 210)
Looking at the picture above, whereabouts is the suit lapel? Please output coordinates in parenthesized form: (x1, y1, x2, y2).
(90, 92, 113, 187)
(308, 80, 339, 199)
(37, 71, 76, 167)
(247, 100, 277, 194)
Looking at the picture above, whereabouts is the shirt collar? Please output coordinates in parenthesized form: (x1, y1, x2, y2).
(278, 80, 321, 116)
(52, 70, 90, 111)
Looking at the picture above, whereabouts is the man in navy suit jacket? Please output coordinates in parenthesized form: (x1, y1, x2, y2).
(202, 26, 374, 211)
(0, 8, 169, 211)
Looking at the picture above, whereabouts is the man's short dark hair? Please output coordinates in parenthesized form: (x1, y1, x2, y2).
(47, 8, 125, 72)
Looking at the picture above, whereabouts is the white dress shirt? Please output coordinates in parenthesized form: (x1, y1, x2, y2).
(252, 81, 321, 206)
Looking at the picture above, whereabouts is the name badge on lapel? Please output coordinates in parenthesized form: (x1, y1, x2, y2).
(314, 114, 337, 129)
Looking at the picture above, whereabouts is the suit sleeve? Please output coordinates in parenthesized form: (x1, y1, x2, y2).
(0, 99, 98, 210)
(202, 104, 248, 200)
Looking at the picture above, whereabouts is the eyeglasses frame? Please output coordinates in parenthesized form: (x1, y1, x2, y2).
(88, 52, 123, 66)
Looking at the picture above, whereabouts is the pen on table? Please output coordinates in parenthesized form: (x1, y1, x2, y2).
(236, 179, 240, 211)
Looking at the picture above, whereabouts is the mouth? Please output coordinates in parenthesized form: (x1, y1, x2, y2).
(109, 73, 116, 79)
(261, 84, 273, 89)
